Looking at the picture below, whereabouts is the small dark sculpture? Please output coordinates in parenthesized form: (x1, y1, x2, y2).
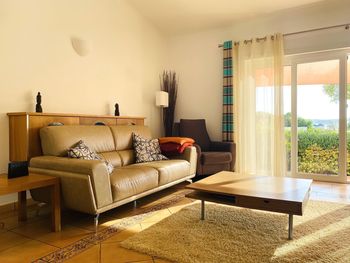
(114, 103, 120, 116)
(35, 92, 43, 113)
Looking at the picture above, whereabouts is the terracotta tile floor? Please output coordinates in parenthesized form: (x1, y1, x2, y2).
(0, 181, 349, 263)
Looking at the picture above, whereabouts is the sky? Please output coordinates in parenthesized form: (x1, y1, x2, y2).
(285, 85, 340, 120)
(257, 85, 350, 121)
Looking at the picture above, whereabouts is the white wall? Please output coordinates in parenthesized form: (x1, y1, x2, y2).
(0, 0, 166, 204)
(167, 0, 350, 141)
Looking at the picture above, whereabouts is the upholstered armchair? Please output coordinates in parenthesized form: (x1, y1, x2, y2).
(179, 119, 236, 176)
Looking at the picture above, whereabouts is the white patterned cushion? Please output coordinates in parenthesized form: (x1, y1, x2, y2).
(68, 140, 114, 174)
(132, 133, 168, 163)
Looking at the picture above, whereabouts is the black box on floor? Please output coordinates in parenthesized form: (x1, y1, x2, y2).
(8, 162, 29, 178)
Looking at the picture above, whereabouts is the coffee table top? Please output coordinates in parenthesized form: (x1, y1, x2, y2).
(186, 171, 312, 203)
(0, 173, 59, 195)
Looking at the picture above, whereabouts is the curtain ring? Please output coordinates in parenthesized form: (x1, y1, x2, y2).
(244, 39, 252, 44)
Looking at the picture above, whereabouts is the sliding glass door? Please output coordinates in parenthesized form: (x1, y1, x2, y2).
(285, 50, 349, 182)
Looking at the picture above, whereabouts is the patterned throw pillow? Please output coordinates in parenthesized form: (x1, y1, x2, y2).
(132, 133, 168, 163)
(67, 140, 114, 174)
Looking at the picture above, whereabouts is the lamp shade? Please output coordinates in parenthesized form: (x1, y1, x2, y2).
(156, 91, 169, 107)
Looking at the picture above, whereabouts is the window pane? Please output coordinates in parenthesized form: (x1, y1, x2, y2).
(297, 60, 339, 176)
(347, 56, 350, 176)
(283, 66, 291, 172)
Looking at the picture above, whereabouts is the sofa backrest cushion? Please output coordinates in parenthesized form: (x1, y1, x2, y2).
(99, 151, 122, 167)
(117, 150, 135, 166)
(40, 126, 115, 156)
(109, 125, 151, 151)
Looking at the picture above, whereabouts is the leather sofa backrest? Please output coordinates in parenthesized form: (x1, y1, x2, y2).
(99, 151, 122, 167)
(40, 125, 152, 167)
(117, 150, 135, 166)
(109, 125, 151, 151)
(40, 126, 115, 156)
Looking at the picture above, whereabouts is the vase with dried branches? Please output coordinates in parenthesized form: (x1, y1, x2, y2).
(160, 71, 178, 136)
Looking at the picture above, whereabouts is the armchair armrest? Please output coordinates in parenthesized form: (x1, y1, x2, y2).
(210, 141, 235, 152)
(30, 156, 113, 209)
(209, 141, 236, 170)
(168, 146, 197, 175)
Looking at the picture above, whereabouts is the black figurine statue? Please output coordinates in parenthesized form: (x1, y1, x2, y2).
(35, 92, 43, 113)
(114, 103, 120, 116)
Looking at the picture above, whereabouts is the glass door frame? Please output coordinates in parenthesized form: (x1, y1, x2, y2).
(285, 49, 349, 183)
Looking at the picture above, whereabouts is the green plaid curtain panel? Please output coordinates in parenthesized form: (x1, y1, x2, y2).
(222, 40, 233, 142)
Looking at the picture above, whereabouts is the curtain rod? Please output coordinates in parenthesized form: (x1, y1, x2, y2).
(218, 23, 350, 48)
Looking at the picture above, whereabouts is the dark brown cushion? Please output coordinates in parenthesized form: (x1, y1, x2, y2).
(179, 119, 211, 151)
(201, 152, 232, 165)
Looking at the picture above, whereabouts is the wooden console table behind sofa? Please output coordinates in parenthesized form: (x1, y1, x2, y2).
(7, 112, 145, 162)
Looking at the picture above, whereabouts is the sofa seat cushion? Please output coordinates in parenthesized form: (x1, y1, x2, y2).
(201, 152, 232, 165)
(110, 166, 158, 201)
(132, 160, 190, 186)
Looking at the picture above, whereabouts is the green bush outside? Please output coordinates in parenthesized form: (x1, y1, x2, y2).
(285, 129, 350, 175)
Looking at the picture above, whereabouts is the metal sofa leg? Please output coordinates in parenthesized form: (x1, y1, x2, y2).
(94, 213, 100, 232)
(35, 202, 47, 217)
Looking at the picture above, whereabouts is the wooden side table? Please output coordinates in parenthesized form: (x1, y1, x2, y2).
(0, 173, 61, 232)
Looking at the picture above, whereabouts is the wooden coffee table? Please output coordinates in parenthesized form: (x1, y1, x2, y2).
(186, 171, 312, 240)
(0, 173, 61, 232)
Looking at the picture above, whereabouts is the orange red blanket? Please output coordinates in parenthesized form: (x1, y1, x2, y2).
(159, 137, 195, 155)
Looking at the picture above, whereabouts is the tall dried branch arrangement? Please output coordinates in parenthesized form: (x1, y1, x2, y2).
(160, 71, 178, 136)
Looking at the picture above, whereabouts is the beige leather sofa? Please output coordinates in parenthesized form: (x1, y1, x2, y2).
(29, 125, 197, 219)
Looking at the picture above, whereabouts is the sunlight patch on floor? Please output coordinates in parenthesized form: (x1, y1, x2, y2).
(273, 214, 350, 258)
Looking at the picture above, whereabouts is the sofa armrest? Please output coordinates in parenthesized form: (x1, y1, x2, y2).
(168, 146, 197, 175)
(30, 156, 113, 209)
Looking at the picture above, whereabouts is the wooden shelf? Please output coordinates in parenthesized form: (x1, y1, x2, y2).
(8, 112, 145, 161)
(7, 112, 145, 120)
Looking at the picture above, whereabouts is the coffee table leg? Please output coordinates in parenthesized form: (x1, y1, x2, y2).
(18, 191, 27, 222)
(51, 183, 61, 232)
(288, 214, 293, 240)
(201, 200, 205, 220)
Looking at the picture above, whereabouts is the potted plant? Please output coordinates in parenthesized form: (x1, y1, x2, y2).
(160, 71, 178, 136)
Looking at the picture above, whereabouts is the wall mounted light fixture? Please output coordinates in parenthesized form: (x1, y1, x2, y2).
(71, 37, 91, 56)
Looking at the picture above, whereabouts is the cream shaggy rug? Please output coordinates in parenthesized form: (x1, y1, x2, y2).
(121, 200, 350, 263)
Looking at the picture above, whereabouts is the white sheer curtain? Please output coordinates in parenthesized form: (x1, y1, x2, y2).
(233, 33, 286, 176)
